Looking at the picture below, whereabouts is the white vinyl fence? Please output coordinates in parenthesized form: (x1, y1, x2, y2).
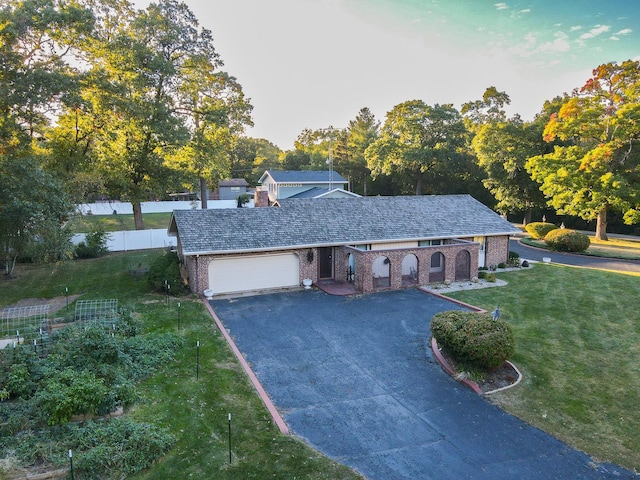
(72, 229, 176, 252)
(77, 199, 252, 215)
(73, 200, 254, 252)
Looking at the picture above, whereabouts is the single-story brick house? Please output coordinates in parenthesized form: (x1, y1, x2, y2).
(168, 195, 520, 296)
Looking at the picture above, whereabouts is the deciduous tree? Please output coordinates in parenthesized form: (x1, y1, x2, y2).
(526, 60, 640, 240)
(0, 157, 74, 275)
(0, 0, 90, 272)
(365, 101, 468, 195)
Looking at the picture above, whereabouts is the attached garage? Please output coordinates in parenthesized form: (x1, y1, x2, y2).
(208, 253, 300, 295)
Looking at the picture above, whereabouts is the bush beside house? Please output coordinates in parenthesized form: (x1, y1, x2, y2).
(147, 251, 184, 294)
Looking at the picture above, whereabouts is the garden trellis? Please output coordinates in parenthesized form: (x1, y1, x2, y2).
(0, 299, 120, 358)
(74, 299, 119, 327)
(0, 305, 50, 346)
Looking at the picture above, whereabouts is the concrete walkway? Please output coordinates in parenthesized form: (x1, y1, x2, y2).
(211, 289, 635, 480)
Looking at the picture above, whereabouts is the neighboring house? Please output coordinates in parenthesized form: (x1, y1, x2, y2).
(168, 195, 520, 297)
(257, 170, 358, 203)
(217, 178, 250, 201)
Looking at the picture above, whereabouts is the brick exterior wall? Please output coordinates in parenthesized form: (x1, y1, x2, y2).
(339, 242, 479, 293)
(181, 235, 511, 295)
(485, 235, 510, 268)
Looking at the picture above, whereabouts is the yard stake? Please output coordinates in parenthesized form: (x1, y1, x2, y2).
(228, 413, 232, 463)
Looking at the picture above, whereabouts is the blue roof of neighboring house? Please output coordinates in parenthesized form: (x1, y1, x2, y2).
(169, 195, 520, 256)
(287, 187, 331, 198)
(261, 170, 347, 184)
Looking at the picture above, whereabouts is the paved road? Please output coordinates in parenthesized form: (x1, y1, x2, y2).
(509, 238, 640, 273)
(211, 290, 635, 480)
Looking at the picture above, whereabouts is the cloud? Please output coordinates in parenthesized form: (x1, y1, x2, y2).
(509, 30, 571, 57)
(570, 25, 583, 32)
(610, 29, 631, 41)
(540, 32, 571, 53)
(494, 3, 508, 10)
(518, 9, 530, 14)
(579, 24, 610, 40)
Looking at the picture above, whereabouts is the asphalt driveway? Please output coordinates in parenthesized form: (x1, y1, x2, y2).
(510, 238, 640, 273)
(211, 289, 634, 480)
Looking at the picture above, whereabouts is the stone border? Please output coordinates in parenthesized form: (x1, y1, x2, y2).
(431, 336, 522, 396)
(484, 361, 523, 395)
(430, 336, 483, 394)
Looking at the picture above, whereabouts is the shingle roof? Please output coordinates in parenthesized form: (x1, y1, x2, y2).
(263, 170, 347, 184)
(169, 195, 520, 256)
(219, 178, 248, 187)
(287, 187, 330, 198)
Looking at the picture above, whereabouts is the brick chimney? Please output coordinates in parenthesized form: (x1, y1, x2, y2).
(254, 189, 269, 207)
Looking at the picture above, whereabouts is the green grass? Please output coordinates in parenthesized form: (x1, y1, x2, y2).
(448, 264, 640, 472)
(520, 235, 640, 260)
(68, 213, 172, 233)
(0, 253, 363, 479)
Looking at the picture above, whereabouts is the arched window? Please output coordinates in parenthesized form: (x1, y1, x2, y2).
(401, 254, 418, 285)
(346, 253, 355, 283)
(429, 252, 445, 283)
(372, 256, 391, 289)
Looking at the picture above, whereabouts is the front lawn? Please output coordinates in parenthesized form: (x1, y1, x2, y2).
(448, 264, 640, 473)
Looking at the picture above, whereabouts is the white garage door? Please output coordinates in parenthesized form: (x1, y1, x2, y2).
(208, 253, 300, 295)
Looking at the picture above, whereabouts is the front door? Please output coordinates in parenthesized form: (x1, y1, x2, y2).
(319, 247, 334, 279)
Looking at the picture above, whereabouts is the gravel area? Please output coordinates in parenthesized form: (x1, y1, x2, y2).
(421, 278, 508, 293)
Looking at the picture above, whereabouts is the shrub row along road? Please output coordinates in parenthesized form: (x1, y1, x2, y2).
(509, 238, 640, 274)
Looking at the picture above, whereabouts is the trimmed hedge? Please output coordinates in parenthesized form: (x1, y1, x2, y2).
(431, 310, 515, 370)
(525, 222, 558, 239)
(544, 229, 590, 252)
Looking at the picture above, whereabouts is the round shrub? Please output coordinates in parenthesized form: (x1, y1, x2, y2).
(431, 310, 515, 370)
(430, 310, 469, 353)
(525, 222, 558, 239)
(544, 229, 590, 252)
(458, 315, 515, 370)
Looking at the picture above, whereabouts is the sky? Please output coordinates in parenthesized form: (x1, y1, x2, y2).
(139, 0, 640, 150)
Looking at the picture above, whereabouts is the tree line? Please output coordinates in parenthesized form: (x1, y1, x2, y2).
(1, 0, 639, 274)
(236, 62, 640, 244)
